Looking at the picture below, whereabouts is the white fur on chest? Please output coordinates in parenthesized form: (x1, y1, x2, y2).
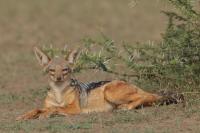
(48, 81, 70, 106)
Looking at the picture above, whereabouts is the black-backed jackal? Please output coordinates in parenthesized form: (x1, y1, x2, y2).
(16, 47, 184, 120)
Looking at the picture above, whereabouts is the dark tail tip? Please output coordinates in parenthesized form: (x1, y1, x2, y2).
(157, 90, 185, 106)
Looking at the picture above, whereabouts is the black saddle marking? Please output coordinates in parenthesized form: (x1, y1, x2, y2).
(70, 79, 111, 107)
(70, 79, 111, 93)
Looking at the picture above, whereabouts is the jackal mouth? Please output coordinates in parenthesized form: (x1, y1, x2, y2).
(55, 80, 64, 83)
(53, 78, 66, 83)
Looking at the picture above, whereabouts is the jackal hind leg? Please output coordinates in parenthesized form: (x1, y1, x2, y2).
(106, 92, 161, 110)
(118, 93, 162, 110)
(104, 81, 162, 110)
(117, 95, 145, 110)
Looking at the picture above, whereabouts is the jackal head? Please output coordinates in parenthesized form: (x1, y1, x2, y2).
(33, 46, 79, 83)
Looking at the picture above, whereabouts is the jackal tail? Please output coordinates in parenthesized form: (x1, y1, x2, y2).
(156, 90, 185, 106)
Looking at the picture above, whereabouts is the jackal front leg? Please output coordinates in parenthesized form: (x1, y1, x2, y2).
(40, 105, 81, 118)
(16, 109, 45, 121)
(16, 108, 63, 120)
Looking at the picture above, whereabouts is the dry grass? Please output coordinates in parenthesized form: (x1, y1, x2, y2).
(0, 0, 200, 133)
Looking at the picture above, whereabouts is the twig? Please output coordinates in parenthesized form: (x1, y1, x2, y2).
(182, 92, 200, 94)
(76, 65, 177, 81)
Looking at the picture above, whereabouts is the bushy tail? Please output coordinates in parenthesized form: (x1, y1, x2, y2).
(156, 90, 185, 106)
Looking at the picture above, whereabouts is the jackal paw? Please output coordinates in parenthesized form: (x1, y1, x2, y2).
(16, 113, 37, 121)
(38, 113, 51, 120)
(117, 104, 129, 110)
(16, 115, 27, 121)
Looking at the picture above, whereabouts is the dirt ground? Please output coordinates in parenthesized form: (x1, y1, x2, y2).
(0, 0, 200, 133)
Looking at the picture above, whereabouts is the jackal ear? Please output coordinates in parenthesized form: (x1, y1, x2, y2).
(67, 48, 80, 64)
(33, 46, 50, 67)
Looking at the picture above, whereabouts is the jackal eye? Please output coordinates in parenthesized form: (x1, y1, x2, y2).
(50, 73, 55, 76)
(62, 68, 69, 72)
(49, 69, 55, 75)
(49, 69, 55, 72)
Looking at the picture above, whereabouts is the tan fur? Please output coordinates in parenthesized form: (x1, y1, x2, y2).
(16, 47, 162, 120)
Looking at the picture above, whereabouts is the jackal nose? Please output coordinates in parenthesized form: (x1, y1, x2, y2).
(56, 77, 62, 81)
